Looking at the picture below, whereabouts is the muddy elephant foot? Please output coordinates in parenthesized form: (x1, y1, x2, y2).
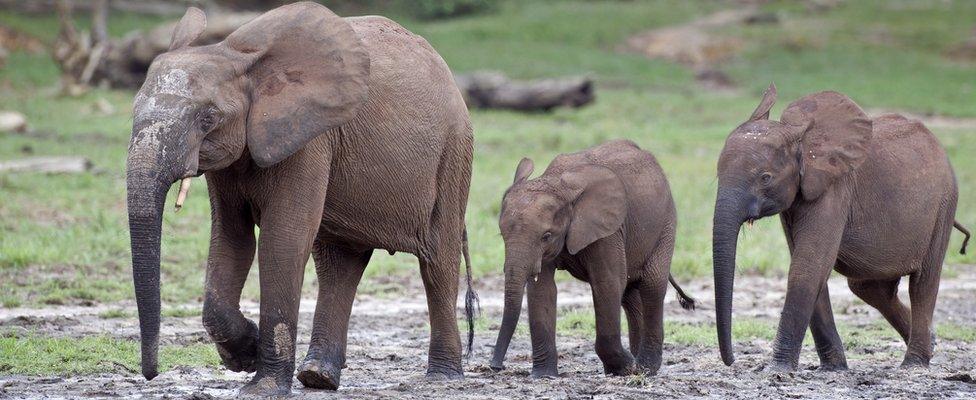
(530, 366, 558, 379)
(602, 353, 636, 376)
(296, 357, 342, 390)
(239, 374, 291, 398)
(214, 318, 260, 373)
(900, 353, 930, 369)
(766, 360, 798, 373)
(425, 365, 464, 381)
(817, 361, 848, 372)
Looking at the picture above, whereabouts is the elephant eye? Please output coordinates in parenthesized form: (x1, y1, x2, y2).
(541, 231, 552, 242)
(199, 108, 220, 132)
(760, 172, 773, 186)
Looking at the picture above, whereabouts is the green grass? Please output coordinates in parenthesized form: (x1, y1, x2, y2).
(0, 0, 973, 310)
(0, 335, 219, 375)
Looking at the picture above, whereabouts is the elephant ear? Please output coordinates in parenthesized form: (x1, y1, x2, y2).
(781, 91, 873, 200)
(513, 158, 534, 184)
(169, 7, 207, 50)
(748, 83, 777, 121)
(225, 2, 370, 167)
(561, 165, 627, 255)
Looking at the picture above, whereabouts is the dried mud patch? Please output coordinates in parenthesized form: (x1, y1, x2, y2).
(1, 272, 975, 399)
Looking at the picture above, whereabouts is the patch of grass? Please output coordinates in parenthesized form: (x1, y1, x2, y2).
(98, 309, 132, 319)
(937, 322, 976, 342)
(162, 307, 201, 318)
(0, 0, 972, 308)
(0, 335, 219, 375)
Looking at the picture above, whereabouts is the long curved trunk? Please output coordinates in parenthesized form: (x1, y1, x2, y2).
(126, 159, 172, 380)
(713, 188, 747, 366)
(490, 255, 529, 370)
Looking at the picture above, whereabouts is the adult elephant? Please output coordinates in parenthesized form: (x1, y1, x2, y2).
(711, 84, 969, 372)
(125, 3, 474, 395)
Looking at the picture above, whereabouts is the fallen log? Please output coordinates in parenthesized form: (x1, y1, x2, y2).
(455, 71, 594, 112)
(0, 156, 92, 174)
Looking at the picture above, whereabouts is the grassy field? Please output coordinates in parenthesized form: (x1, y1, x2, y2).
(0, 0, 974, 376)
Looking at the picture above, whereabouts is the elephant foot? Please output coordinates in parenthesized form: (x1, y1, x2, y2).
(602, 353, 636, 376)
(425, 364, 463, 381)
(765, 360, 798, 373)
(900, 353, 930, 369)
(530, 366, 558, 379)
(239, 374, 291, 398)
(636, 352, 662, 376)
(817, 362, 848, 372)
(296, 357, 342, 390)
(214, 318, 260, 373)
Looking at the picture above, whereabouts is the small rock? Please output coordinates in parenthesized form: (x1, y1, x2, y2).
(0, 111, 27, 132)
(945, 373, 974, 384)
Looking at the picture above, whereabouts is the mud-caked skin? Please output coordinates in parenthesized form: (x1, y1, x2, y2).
(125, 3, 473, 396)
(711, 84, 970, 372)
(489, 140, 695, 378)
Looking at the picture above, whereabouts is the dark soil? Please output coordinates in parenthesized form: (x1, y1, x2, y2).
(2, 271, 975, 399)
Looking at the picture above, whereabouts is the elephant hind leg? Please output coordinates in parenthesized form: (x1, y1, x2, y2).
(297, 241, 371, 390)
(418, 235, 464, 380)
(847, 277, 911, 343)
(903, 200, 955, 368)
(621, 285, 643, 355)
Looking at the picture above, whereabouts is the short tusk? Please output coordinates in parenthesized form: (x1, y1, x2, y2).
(174, 177, 192, 212)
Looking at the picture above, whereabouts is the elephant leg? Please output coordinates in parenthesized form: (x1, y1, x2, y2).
(418, 235, 464, 380)
(241, 188, 328, 396)
(847, 278, 911, 343)
(297, 241, 371, 390)
(903, 210, 953, 368)
(583, 233, 634, 376)
(201, 195, 259, 373)
(808, 279, 846, 371)
(621, 285, 643, 356)
(527, 264, 558, 378)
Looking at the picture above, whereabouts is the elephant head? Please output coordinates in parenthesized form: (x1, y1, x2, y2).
(126, 2, 369, 380)
(490, 158, 626, 370)
(712, 83, 872, 366)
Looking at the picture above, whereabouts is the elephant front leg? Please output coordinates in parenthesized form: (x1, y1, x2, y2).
(201, 195, 258, 373)
(527, 265, 558, 378)
(808, 280, 847, 371)
(240, 195, 327, 396)
(584, 234, 634, 376)
(770, 207, 845, 372)
(297, 243, 371, 390)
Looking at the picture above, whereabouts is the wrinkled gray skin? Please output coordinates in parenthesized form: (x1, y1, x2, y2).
(126, 3, 473, 396)
(713, 84, 967, 372)
(489, 140, 695, 378)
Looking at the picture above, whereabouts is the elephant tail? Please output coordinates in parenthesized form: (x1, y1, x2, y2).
(462, 226, 480, 358)
(954, 220, 970, 255)
(668, 274, 696, 311)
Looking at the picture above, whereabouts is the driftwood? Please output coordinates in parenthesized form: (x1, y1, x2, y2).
(53, 1, 257, 90)
(455, 71, 594, 112)
(0, 157, 92, 174)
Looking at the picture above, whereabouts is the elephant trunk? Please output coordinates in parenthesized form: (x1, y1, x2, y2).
(126, 116, 187, 380)
(490, 250, 531, 371)
(713, 187, 749, 367)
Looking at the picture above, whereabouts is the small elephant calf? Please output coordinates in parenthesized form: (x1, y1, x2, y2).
(489, 140, 694, 377)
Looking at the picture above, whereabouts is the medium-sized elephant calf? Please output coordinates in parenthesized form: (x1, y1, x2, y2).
(490, 140, 695, 377)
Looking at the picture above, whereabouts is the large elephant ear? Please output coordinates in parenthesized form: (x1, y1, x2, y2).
(781, 91, 873, 200)
(224, 2, 370, 167)
(561, 165, 627, 255)
(169, 7, 207, 50)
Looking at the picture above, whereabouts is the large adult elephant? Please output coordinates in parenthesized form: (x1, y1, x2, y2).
(711, 84, 969, 372)
(125, 3, 474, 395)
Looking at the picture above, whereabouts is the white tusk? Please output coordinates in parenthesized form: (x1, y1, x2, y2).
(174, 177, 192, 212)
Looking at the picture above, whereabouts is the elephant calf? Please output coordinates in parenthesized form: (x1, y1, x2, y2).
(712, 84, 970, 372)
(490, 140, 695, 377)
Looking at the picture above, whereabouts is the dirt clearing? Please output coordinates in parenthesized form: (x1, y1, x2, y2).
(2, 272, 975, 399)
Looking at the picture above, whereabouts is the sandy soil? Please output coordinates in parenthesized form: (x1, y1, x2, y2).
(1, 271, 975, 399)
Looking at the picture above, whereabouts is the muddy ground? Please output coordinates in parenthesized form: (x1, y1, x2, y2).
(1, 272, 975, 399)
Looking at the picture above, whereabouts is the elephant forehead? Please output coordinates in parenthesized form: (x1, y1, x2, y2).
(502, 190, 561, 218)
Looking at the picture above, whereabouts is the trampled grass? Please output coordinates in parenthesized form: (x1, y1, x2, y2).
(0, 0, 973, 308)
